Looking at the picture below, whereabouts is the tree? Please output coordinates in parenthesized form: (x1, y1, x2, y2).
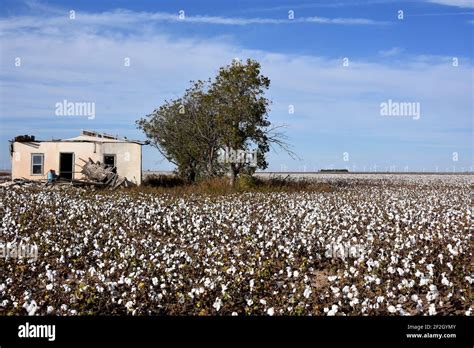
(137, 59, 293, 185)
(209, 58, 292, 186)
(137, 81, 220, 182)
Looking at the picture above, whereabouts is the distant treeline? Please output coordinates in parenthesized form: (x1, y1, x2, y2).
(320, 169, 349, 173)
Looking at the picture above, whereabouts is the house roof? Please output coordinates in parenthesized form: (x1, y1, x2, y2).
(64, 130, 146, 144)
(13, 130, 147, 145)
(64, 135, 141, 144)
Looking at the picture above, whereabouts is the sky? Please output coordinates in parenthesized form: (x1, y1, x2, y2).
(0, 0, 472, 172)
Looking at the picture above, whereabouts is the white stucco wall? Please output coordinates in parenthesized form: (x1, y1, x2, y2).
(11, 141, 142, 185)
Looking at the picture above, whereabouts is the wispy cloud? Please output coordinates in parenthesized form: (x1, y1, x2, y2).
(0, 13, 470, 133)
(0, 8, 388, 33)
(0, 3, 471, 170)
(425, 0, 474, 8)
(378, 47, 404, 57)
(242, 0, 399, 12)
(161, 13, 387, 25)
(406, 11, 474, 16)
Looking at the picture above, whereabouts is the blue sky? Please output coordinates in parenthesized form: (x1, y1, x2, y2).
(0, 0, 472, 172)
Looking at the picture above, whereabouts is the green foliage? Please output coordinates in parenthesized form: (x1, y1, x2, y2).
(235, 174, 260, 190)
(137, 59, 291, 185)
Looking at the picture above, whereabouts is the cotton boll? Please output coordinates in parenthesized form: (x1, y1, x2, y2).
(213, 298, 222, 312)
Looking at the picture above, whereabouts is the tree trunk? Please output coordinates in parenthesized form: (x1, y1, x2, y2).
(229, 164, 237, 187)
(185, 168, 196, 183)
(190, 170, 196, 183)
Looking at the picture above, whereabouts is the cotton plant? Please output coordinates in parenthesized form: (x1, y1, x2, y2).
(0, 174, 471, 316)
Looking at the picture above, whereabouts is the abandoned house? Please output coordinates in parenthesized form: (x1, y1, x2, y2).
(10, 130, 146, 185)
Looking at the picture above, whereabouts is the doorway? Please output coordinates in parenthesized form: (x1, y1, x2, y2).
(59, 153, 74, 180)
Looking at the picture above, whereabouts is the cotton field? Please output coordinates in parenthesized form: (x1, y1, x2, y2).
(0, 174, 472, 316)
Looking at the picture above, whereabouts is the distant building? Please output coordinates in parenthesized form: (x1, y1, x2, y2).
(10, 130, 146, 185)
(319, 169, 349, 173)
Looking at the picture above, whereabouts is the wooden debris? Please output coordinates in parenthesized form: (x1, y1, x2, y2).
(0, 159, 135, 190)
(0, 178, 45, 188)
(79, 158, 135, 189)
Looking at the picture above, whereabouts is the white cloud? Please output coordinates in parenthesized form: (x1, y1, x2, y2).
(1, 17, 470, 131)
(0, 6, 471, 170)
(425, 0, 474, 8)
(378, 47, 404, 57)
(0, 9, 387, 33)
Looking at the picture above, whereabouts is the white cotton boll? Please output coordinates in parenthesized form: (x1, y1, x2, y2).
(303, 287, 312, 299)
(260, 299, 267, 305)
(437, 253, 443, 263)
(349, 298, 359, 307)
(428, 304, 437, 315)
(125, 301, 134, 311)
(267, 307, 275, 316)
(426, 291, 438, 301)
(411, 294, 418, 302)
(419, 277, 429, 286)
(327, 304, 338, 316)
(25, 301, 38, 316)
(152, 277, 159, 286)
(213, 298, 222, 312)
(388, 305, 396, 313)
(46, 284, 53, 290)
(221, 284, 228, 294)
